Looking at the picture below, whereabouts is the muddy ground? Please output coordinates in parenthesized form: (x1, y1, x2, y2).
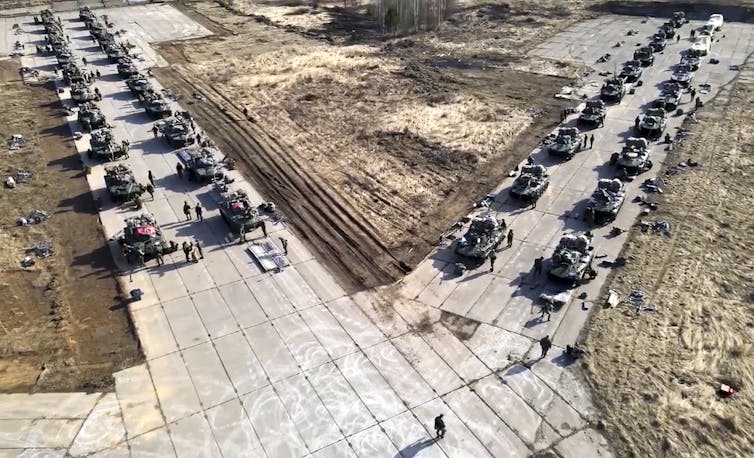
(0, 61, 141, 393)
(155, 0, 590, 292)
(583, 60, 754, 456)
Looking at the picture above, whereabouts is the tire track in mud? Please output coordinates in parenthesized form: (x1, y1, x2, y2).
(155, 66, 411, 293)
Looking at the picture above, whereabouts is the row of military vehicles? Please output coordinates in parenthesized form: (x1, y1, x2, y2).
(454, 11, 713, 284)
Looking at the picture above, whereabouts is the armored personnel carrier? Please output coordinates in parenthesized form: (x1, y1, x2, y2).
(176, 147, 223, 182)
(548, 233, 596, 284)
(105, 43, 126, 62)
(650, 33, 667, 52)
(88, 139, 129, 162)
(455, 214, 506, 260)
(116, 58, 139, 78)
(509, 164, 549, 203)
(104, 164, 144, 202)
(659, 23, 676, 39)
(90, 128, 114, 153)
(600, 78, 626, 103)
(118, 214, 177, 263)
(579, 100, 607, 126)
(78, 102, 106, 132)
(638, 108, 667, 140)
(40, 10, 55, 25)
(585, 179, 626, 224)
(634, 46, 655, 66)
(547, 127, 581, 159)
(161, 117, 196, 147)
(620, 60, 643, 82)
(655, 82, 682, 110)
(63, 64, 88, 86)
(680, 50, 701, 70)
(672, 63, 695, 86)
(79, 6, 96, 23)
(56, 48, 74, 65)
(71, 82, 96, 104)
(216, 185, 261, 233)
(671, 11, 686, 28)
(126, 74, 153, 96)
(142, 93, 172, 119)
(611, 137, 652, 175)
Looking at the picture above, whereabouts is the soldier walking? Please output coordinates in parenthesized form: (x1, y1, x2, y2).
(152, 125, 159, 138)
(190, 243, 198, 263)
(488, 251, 496, 273)
(534, 256, 544, 277)
(239, 223, 247, 242)
(540, 335, 552, 359)
(279, 237, 288, 255)
(634, 115, 640, 130)
(260, 220, 268, 238)
(507, 229, 514, 248)
(195, 240, 204, 259)
(540, 302, 552, 321)
(589, 134, 595, 149)
(582, 134, 588, 150)
(147, 170, 155, 187)
(182, 241, 191, 262)
(176, 162, 184, 179)
(183, 201, 192, 221)
(195, 203, 203, 221)
(155, 249, 164, 266)
(145, 183, 154, 200)
(434, 414, 446, 440)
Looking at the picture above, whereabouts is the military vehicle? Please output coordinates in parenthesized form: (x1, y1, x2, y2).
(62, 63, 88, 85)
(649, 34, 667, 52)
(585, 179, 626, 224)
(611, 137, 653, 175)
(655, 82, 682, 110)
(509, 164, 549, 203)
(142, 93, 172, 118)
(659, 23, 676, 39)
(547, 127, 581, 159)
(79, 6, 96, 23)
(680, 50, 701, 70)
(104, 164, 144, 202)
(216, 184, 261, 233)
(88, 139, 129, 162)
(671, 11, 686, 28)
(672, 63, 695, 86)
(160, 116, 196, 147)
(56, 48, 74, 65)
(116, 58, 139, 78)
(633, 46, 655, 66)
(118, 214, 177, 263)
(70, 82, 96, 104)
(89, 128, 114, 153)
(105, 43, 127, 62)
(455, 214, 506, 260)
(88, 18, 105, 34)
(637, 108, 666, 140)
(126, 74, 153, 96)
(579, 100, 607, 126)
(601, 78, 627, 103)
(78, 102, 106, 132)
(176, 146, 223, 182)
(40, 10, 55, 25)
(548, 233, 596, 284)
(620, 60, 643, 82)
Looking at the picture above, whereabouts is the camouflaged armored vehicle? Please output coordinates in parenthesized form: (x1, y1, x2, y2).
(126, 74, 153, 96)
(89, 128, 114, 152)
(547, 127, 581, 159)
(600, 78, 627, 103)
(142, 93, 172, 119)
(672, 63, 695, 86)
(585, 179, 626, 224)
(78, 102, 106, 132)
(548, 233, 596, 284)
(638, 108, 667, 140)
(633, 46, 655, 66)
(79, 6, 96, 23)
(176, 146, 223, 182)
(578, 100, 607, 126)
(117, 58, 139, 78)
(611, 137, 652, 175)
(620, 60, 643, 82)
(118, 214, 177, 264)
(104, 164, 144, 202)
(88, 139, 129, 162)
(659, 23, 676, 39)
(40, 10, 55, 25)
(455, 214, 506, 260)
(105, 43, 126, 62)
(56, 48, 74, 65)
(509, 164, 549, 203)
(71, 81, 96, 104)
(681, 50, 701, 70)
(216, 185, 261, 233)
(650, 33, 667, 52)
(63, 64, 88, 86)
(160, 116, 196, 147)
(655, 82, 682, 110)
(671, 11, 686, 28)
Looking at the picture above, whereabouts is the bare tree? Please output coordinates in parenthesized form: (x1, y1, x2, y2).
(374, 0, 456, 34)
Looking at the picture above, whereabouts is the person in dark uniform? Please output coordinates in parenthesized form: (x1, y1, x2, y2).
(147, 170, 155, 186)
(507, 229, 514, 248)
(176, 162, 184, 178)
(434, 415, 446, 439)
(195, 203, 203, 221)
(183, 201, 192, 220)
(540, 335, 552, 359)
(488, 251, 497, 273)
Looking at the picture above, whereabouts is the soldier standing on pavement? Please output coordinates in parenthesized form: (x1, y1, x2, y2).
(260, 220, 268, 238)
(152, 125, 159, 138)
(434, 415, 446, 439)
(195, 240, 204, 259)
(155, 249, 164, 266)
(182, 241, 191, 262)
(534, 256, 544, 277)
(176, 162, 184, 179)
(279, 237, 288, 255)
(590, 134, 595, 149)
(507, 229, 514, 248)
(148, 170, 155, 187)
(145, 183, 154, 200)
(239, 223, 247, 242)
(195, 203, 203, 221)
(183, 201, 192, 221)
(540, 302, 552, 321)
(540, 335, 552, 359)
(488, 251, 496, 273)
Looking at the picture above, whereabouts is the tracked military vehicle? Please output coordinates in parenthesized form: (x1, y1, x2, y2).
(681, 50, 701, 70)
(56, 48, 74, 65)
(79, 6, 96, 23)
(70, 82, 96, 104)
(104, 164, 144, 202)
(659, 23, 675, 39)
(620, 60, 643, 82)
(160, 117, 196, 147)
(600, 78, 627, 103)
(40, 10, 55, 25)
(78, 102, 106, 132)
(611, 137, 652, 175)
(63, 64, 88, 86)
(650, 33, 667, 52)
(142, 93, 172, 119)
(672, 63, 695, 86)
(671, 11, 686, 28)
(126, 74, 153, 96)
(509, 164, 549, 203)
(455, 214, 506, 260)
(585, 179, 626, 224)
(548, 233, 596, 284)
(579, 100, 607, 126)
(105, 43, 126, 62)
(88, 139, 129, 162)
(89, 128, 114, 153)
(638, 108, 667, 140)
(655, 82, 682, 110)
(176, 147, 223, 182)
(547, 127, 581, 159)
(216, 184, 261, 233)
(634, 46, 655, 66)
(118, 214, 177, 263)
(116, 58, 139, 78)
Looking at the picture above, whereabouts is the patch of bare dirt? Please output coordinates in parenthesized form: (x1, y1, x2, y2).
(583, 60, 754, 457)
(0, 60, 141, 393)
